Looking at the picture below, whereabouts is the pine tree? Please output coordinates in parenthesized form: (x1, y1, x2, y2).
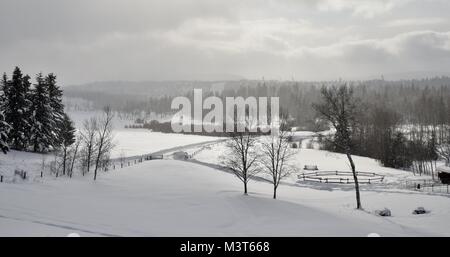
(46, 73, 65, 147)
(3, 67, 32, 150)
(0, 110, 10, 154)
(0, 73, 11, 154)
(29, 73, 54, 152)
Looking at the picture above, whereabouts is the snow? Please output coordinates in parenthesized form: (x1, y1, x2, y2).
(1, 159, 449, 236)
(110, 129, 220, 158)
(1, 129, 450, 236)
(0, 150, 47, 182)
(0, 130, 221, 180)
(66, 110, 222, 158)
(437, 165, 450, 173)
(193, 140, 435, 186)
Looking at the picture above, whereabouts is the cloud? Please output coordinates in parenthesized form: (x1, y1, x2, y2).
(0, 0, 449, 83)
(384, 17, 447, 27)
(285, 31, 450, 79)
(315, 0, 411, 18)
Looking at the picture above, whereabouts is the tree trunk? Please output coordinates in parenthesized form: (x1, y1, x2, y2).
(87, 147, 91, 172)
(244, 181, 248, 195)
(273, 185, 277, 199)
(94, 141, 103, 181)
(69, 143, 79, 177)
(62, 147, 67, 175)
(346, 152, 362, 209)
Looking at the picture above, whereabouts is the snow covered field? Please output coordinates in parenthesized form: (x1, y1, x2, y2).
(0, 131, 221, 181)
(1, 131, 449, 236)
(1, 160, 449, 236)
(192, 141, 436, 186)
(67, 110, 221, 158)
(111, 129, 220, 158)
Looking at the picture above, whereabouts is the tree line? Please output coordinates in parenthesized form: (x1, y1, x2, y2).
(316, 85, 450, 178)
(65, 77, 450, 133)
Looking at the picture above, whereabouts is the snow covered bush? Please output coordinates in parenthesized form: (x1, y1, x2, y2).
(375, 208, 392, 217)
(412, 207, 428, 215)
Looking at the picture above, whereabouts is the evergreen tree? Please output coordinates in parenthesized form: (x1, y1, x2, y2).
(3, 67, 32, 150)
(60, 113, 76, 175)
(1, 73, 10, 103)
(46, 73, 65, 147)
(0, 110, 10, 154)
(29, 73, 54, 152)
(0, 73, 11, 154)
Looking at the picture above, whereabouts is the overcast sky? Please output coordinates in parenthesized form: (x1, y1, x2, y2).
(1, 0, 450, 85)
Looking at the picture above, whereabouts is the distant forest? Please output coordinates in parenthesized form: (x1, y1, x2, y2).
(65, 78, 450, 130)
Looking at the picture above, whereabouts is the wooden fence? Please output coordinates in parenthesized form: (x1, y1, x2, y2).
(298, 171, 385, 184)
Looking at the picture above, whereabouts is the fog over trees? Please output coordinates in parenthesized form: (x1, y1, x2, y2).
(66, 77, 450, 177)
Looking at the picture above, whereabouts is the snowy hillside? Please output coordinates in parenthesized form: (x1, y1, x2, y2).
(1, 159, 449, 236)
(190, 141, 434, 186)
(1, 129, 449, 236)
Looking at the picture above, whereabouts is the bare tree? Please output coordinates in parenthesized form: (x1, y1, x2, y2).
(313, 85, 363, 209)
(60, 114, 76, 176)
(222, 129, 259, 195)
(437, 143, 450, 166)
(68, 134, 82, 177)
(260, 121, 296, 199)
(80, 117, 97, 175)
(93, 106, 115, 180)
(119, 149, 126, 168)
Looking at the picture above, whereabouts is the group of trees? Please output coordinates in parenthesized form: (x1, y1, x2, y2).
(222, 119, 296, 199)
(0, 67, 115, 180)
(313, 84, 450, 209)
(0, 67, 74, 153)
(318, 86, 450, 176)
(50, 107, 115, 180)
(349, 86, 450, 177)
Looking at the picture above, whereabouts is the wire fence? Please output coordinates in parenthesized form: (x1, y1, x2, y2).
(403, 180, 450, 194)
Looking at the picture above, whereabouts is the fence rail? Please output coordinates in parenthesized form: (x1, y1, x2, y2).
(298, 171, 385, 184)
